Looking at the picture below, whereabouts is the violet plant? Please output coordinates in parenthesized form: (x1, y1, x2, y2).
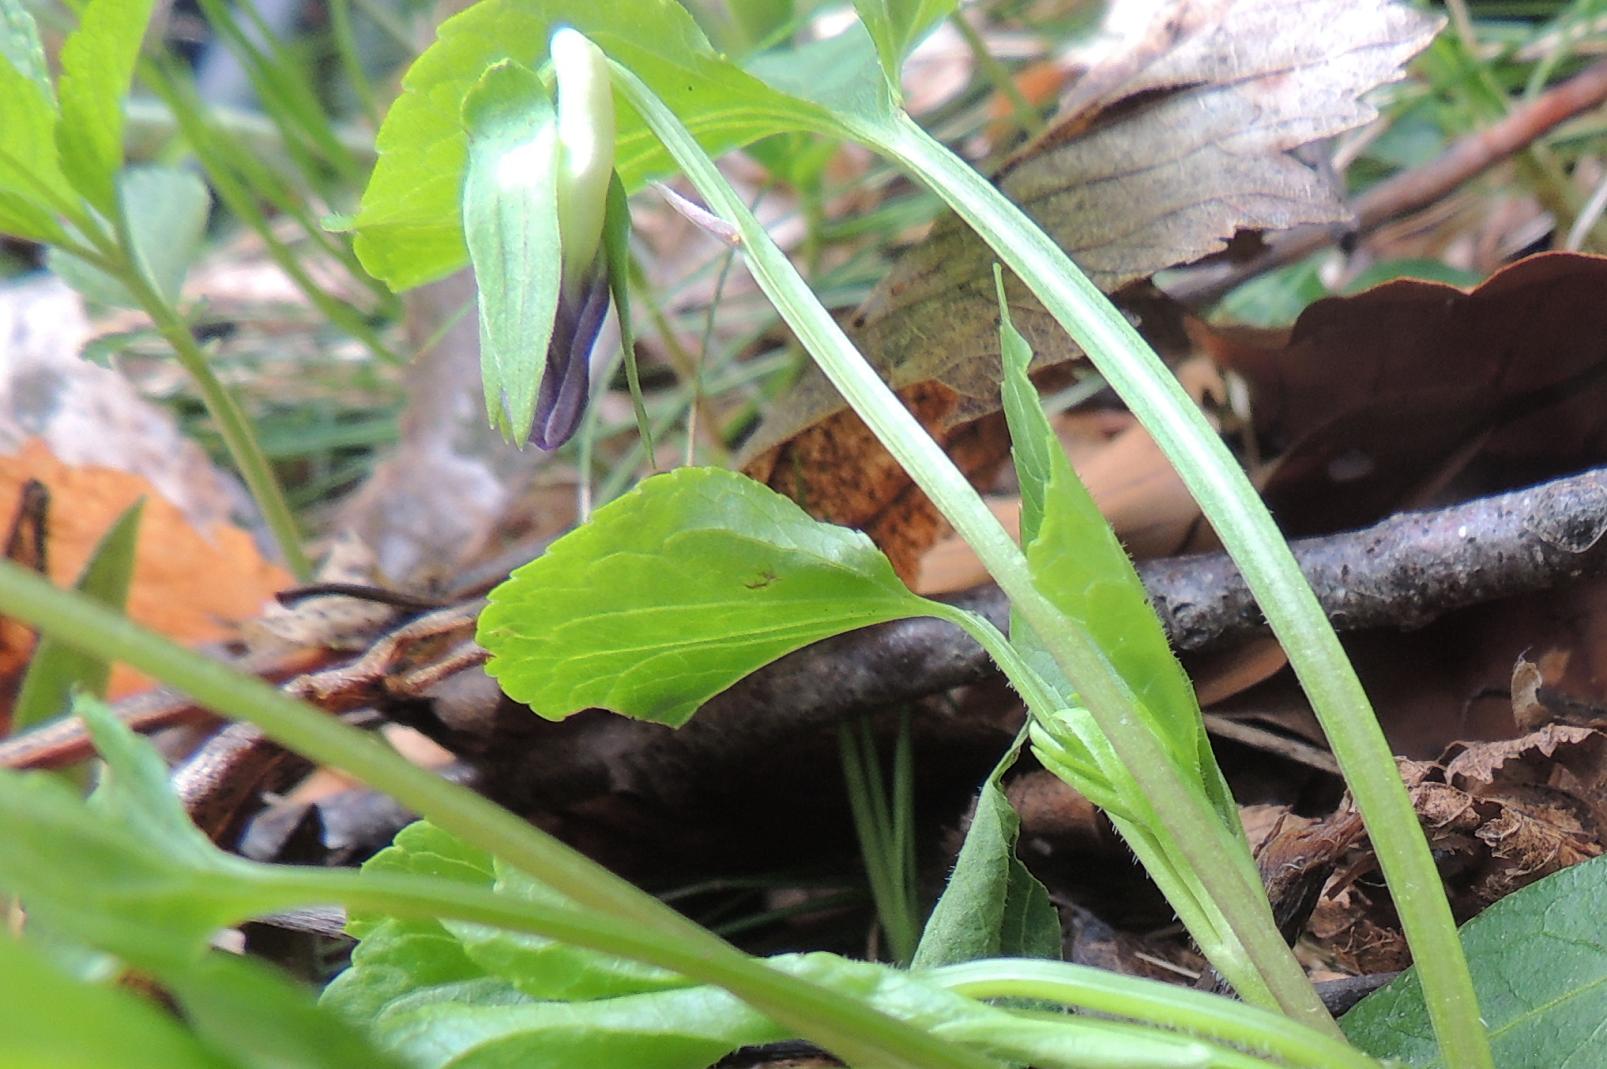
(423, 7, 1487, 1063)
(0, 1, 1526, 1066)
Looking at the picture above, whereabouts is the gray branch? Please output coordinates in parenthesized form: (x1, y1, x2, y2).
(459, 468, 1607, 814)
(755, 468, 1607, 718)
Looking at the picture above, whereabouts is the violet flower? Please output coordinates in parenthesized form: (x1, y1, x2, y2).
(531, 255, 609, 449)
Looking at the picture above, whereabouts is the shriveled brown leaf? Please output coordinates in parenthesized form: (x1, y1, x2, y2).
(1253, 807, 1365, 942)
(1405, 726, 1607, 914)
(1309, 883, 1410, 975)
(1216, 670, 1607, 977)
(743, 0, 1439, 575)
(1301, 716, 1607, 974)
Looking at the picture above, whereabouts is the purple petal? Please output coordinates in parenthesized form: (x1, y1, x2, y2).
(531, 261, 610, 450)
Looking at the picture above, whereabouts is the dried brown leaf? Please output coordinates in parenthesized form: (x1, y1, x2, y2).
(1209, 252, 1607, 535)
(743, 0, 1438, 574)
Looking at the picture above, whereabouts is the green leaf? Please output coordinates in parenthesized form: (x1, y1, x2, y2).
(724, 0, 795, 50)
(450, 859, 687, 1001)
(1342, 854, 1607, 1068)
(55, 0, 155, 214)
(356, 937, 1203, 1069)
(743, 23, 893, 119)
(79, 694, 226, 871)
(912, 731, 1060, 969)
(169, 953, 410, 1069)
(0, 934, 233, 1069)
(322, 820, 501, 1026)
(995, 271, 1234, 823)
(50, 167, 212, 307)
(1208, 257, 1328, 329)
(0, 0, 49, 93)
(0, 767, 228, 962)
(352, 0, 845, 291)
(1340, 258, 1483, 295)
(374, 981, 782, 1069)
(0, 697, 258, 964)
(0, 2, 69, 238)
(853, 0, 955, 90)
(743, 131, 837, 195)
(12, 501, 142, 732)
(47, 244, 132, 306)
(350, 820, 498, 938)
(324, 820, 686, 1039)
(461, 59, 561, 440)
(0, 0, 63, 241)
(0, 189, 63, 243)
(479, 467, 934, 727)
(120, 166, 211, 304)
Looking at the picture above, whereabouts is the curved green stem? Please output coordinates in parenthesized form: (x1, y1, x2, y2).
(112, 255, 311, 579)
(927, 960, 1379, 1069)
(866, 113, 1490, 1069)
(245, 869, 1003, 1069)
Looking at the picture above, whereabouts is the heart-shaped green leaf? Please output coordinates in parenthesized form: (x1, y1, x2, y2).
(479, 467, 935, 726)
(352, 0, 851, 291)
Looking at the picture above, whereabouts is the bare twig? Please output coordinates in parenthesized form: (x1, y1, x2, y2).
(8, 470, 1604, 782)
(174, 721, 309, 844)
(0, 646, 332, 770)
(452, 468, 1607, 816)
(675, 467, 1607, 760)
(1168, 57, 1607, 304)
(1141, 467, 1607, 649)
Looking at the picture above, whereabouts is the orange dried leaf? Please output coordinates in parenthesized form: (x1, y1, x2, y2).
(0, 439, 293, 699)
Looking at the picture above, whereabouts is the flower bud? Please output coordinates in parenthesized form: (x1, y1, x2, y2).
(530, 28, 617, 450)
(551, 27, 614, 289)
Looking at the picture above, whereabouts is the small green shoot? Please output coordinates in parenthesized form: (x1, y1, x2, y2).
(11, 503, 142, 734)
(911, 728, 1060, 970)
(840, 711, 922, 963)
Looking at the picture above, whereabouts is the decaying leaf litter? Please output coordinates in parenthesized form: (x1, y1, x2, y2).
(5, 0, 1607, 1059)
